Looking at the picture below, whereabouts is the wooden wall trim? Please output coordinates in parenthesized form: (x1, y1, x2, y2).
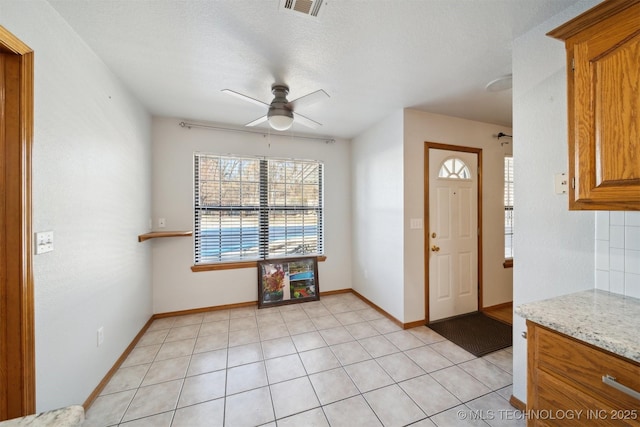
(0, 25, 35, 420)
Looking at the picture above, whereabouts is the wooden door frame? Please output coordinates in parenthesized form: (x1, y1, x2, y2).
(424, 142, 483, 323)
(0, 26, 35, 419)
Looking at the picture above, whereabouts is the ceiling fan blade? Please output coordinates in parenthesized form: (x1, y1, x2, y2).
(221, 89, 269, 108)
(245, 115, 268, 127)
(294, 112, 322, 129)
(288, 89, 329, 110)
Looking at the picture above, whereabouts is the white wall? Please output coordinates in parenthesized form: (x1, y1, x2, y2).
(350, 109, 512, 323)
(511, 0, 600, 403)
(151, 117, 352, 313)
(404, 109, 513, 322)
(1, 0, 153, 412)
(351, 111, 405, 321)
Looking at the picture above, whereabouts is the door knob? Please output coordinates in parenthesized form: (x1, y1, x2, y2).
(431, 245, 440, 252)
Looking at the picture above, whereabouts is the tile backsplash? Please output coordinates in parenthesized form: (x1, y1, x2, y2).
(595, 211, 640, 299)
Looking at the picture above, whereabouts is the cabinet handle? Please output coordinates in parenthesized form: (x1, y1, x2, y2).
(602, 375, 640, 400)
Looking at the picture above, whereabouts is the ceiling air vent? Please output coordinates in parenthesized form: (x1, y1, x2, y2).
(280, 0, 324, 18)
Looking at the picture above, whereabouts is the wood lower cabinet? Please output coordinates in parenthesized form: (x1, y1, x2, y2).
(548, 0, 640, 210)
(527, 321, 640, 427)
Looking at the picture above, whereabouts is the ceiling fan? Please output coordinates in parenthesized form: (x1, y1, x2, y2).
(222, 84, 329, 131)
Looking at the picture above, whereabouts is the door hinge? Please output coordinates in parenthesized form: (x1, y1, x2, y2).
(571, 177, 576, 189)
(571, 57, 575, 71)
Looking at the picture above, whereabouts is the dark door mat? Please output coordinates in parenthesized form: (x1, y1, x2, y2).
(427, 312, 512, 357)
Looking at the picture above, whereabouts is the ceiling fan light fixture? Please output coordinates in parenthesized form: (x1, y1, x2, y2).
(267, 108, 294, 131)
(485, 74, 512, 92)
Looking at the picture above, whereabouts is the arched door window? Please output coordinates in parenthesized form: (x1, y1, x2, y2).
(438, 157, 471, 179)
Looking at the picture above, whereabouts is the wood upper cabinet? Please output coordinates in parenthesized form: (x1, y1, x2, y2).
(548, 0, 640, 210)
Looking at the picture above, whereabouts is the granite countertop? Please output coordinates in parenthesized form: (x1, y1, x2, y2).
(515, 289, 640, 363)
(0, 405, 84, 426)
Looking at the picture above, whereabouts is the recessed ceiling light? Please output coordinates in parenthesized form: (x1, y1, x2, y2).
(485, 74, 512, 92)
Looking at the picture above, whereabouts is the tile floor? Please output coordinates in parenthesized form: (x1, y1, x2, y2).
(83, 293, 524, 427)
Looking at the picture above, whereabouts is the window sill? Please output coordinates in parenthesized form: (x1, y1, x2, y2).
(503, 259, 513, 269)
(191, 255, 327, 272)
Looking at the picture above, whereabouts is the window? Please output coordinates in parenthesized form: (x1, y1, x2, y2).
(194, 154, 324, 265)
(504, 156, 514, 260)
(438, 157, 471, 179)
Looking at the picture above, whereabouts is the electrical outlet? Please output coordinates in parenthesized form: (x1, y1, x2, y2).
(158, 218, 166, 228)
(97, 327, 104, 347)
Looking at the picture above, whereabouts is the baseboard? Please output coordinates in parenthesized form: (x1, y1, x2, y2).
(482, 301, 513, 311)
(83, 316, 154, 410)
(349, 289, 425, 329)
(509, 395, 526, 411)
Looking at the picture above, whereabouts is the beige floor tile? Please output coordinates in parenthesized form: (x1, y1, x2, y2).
(261, 336, 297, 359)
(344, 321, 380, 340)
(369, 318, 402, 334)
(228, 327, 260, 347)
(459, 358, 513, 390)
(118, 411, 174, 427)
(483, 349, 513, 374)
(330, 341, 371, 365)
(276, 407, 329, 427)
(172, 313, 204, 327)
(202, 309, 230, 322)
(121, 345, 161, 368)
(280, 308, 310, 322)
(155, 338, 196, 361)
(186, 348, 227, 376)
(84, 389, 136, 427)
(359, 335, 400, 358)
(323, 395, 383, 427)
(193, 332, 228, 353)
(364, 384, 426, 427)
(230, 316, 258, 331)
(430, 366, 492, 402)
(146, 317, 175, 332)
(325, 302, 352, 314)
(385, 330, 427, 351)
(136, 329, 168, 347)
(408, 326, 446, 344)
(310, 314, 342, 330)
(177, 370, 226, 407)
(165, 324, 201, 342)
(405, 346, 454, 373)
(198, 320, 229, 336)
(466, 392, 526, 427)
(334, 311, 365, 325)
(270, 376, 320, 419)
(302, 304, 331, 318)
(172, 398, 224, 427)
(375, 352, 425, 382)
(227, 342, 263, 367)
(101, 364, 149, 395)
(258, 324, 290, 341)
(318, 326, 354, 346)
(399, 374, 461, 416)
(228, 306, 257, 319)
(355, 308, 384, 321)
(344, 359, 393, 392)
(140, 356, 190, 386)
(430, 404, 493, 426)
(224, 386, 274, 426)
(226, 361, 268, 395)
(121, 380, 182, 422)
(291, 331, 327, 352)
(309, 367, 359, 405)
(286, 320, 317, 335)
(430, 340, 476, 364)
(255, 310, 285, 324)
(265, 353, 306, 384)
(299, 347, 341, 374)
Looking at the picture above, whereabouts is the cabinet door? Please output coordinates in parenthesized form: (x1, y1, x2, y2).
(567, 2, 640, 209)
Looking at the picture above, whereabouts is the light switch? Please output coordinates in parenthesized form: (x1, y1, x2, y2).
(410, 218, 423, 229)
(35, 231, 54, 254)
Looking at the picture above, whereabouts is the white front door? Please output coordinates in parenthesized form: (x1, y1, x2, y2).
(428, 148, 478, 321)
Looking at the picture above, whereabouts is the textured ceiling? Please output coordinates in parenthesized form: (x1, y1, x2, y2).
(47, 0, 578, 139)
